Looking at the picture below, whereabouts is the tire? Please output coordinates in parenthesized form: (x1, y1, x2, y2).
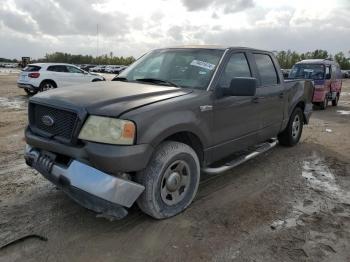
(278, 107, 304, 147)
(39, 80, 56, 92)
(332, 94, 339, 106)
(24, 88, 37, 96)
(135, 141, 200, 219)
(320, 96, 328, 110)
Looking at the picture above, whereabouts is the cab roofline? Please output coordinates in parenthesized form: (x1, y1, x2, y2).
(296, 59, 338, 65)
(153, 45, 272, 53)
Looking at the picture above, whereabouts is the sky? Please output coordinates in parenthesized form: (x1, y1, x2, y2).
(0, 0, 349, 59)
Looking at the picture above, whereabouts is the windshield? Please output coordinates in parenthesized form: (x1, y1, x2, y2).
(118, 48, 224, 89)
(288, 64, 325, 80)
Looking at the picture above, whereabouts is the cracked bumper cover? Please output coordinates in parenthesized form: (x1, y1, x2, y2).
(25, 145, 145, 218)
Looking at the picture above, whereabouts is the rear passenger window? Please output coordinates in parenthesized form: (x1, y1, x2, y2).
(218, 53, 251, 88)
(47, 65, 68, 72)
(254, 54, 278, 86)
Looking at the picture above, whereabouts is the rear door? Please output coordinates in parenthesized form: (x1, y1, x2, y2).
(47, 65, 70, 87)
(250, 52, 284, 139)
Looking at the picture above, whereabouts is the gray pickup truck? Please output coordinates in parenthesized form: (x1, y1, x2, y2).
(24, 46, 313, 219)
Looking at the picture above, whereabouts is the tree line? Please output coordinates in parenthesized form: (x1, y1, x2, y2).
(275, 49, 350, 70)
(34, 52, 136, 65)
(2, 49, 350, 69)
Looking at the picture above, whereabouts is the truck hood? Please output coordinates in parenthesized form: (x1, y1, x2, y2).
(30, 81, 192, 117)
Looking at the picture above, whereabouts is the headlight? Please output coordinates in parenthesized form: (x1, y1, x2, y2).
(78, 116, 135, 145)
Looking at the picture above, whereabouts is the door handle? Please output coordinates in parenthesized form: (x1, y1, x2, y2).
(279, 92, 284, 98)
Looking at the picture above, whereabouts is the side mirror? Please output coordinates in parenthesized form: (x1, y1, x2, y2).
(221, 77, 257, 96)
(325, 73, 331, 80)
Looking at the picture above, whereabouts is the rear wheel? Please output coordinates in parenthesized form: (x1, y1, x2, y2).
(332, 94, 339, 106)
(24, 88, 37, 96)
(278, 107, 304, 147)
(135, 141, 200, 219)
(39, 81, 56, 92)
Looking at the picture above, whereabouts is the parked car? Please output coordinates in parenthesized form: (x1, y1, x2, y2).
(24, 46, 313, 219)
(90, 65, 105, 72)
(105, 65, 127, 74)
(113, 65, 127, 74)
(281, 69, 290, 78)
(104, 65, 115, 73)
(289, 59, 342, 109)
(4, 63, 17, 68)
(80, 65, 97, 72)
(17, 63, 105, 95)
(341, 70, 350, 78)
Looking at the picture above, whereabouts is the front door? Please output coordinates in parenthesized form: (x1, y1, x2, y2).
(211, 52, 262, 162)
(66, 65, 88, 85)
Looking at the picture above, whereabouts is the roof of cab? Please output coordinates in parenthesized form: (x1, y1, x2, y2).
(296, 59, 338, 65)
(156, 45, 271, 53)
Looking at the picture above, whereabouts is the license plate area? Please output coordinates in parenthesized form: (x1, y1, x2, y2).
(33, 151, 56, 174)
(20, 74, 28, 82)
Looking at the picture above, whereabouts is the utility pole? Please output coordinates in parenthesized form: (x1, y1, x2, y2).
(96, 24, 99, 64)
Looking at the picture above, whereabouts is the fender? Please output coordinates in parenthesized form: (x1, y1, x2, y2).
(136, 109, 210, 149)
(281, 80, 314, 131)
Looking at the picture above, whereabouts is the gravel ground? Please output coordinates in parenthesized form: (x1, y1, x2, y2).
(0, 74, 349, 262)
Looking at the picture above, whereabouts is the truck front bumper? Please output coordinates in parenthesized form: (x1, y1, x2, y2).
(25, 145, 145, 219)
(25, 127, 154, 173)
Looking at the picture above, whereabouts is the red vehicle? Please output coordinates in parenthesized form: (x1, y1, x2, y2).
(289, 59, 342, 109)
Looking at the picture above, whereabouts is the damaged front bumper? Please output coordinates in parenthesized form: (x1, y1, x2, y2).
(24, 145, 145, 219)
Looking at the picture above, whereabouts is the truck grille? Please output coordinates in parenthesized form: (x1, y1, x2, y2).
(29, 103, 78, 143)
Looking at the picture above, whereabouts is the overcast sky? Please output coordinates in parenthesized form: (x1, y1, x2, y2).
(0, 0, 349, 59)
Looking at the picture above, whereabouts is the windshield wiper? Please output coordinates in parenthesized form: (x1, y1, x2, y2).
(112, 77, 128, 82)
(135, 78, 181, 88)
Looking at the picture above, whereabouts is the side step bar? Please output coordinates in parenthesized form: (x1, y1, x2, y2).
(202, 138, 278, 175)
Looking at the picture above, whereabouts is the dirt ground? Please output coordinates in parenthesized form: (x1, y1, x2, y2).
(0, 73, 350, 262)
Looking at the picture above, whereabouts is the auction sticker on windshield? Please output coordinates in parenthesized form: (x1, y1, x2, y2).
(190, 60, 216, 70)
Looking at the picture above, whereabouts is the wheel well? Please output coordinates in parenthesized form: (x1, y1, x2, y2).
(92, 78, 102, 82)
(294, 101, 305, 123)
(40, 79, 57, 88)
(164, 132, 204, 165)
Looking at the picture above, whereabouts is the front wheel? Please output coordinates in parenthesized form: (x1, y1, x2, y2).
(278, 107, 304, 147)
(39, 81, 55, 92)
(320, 96, 328, 110)
(135, 141, 200, 219)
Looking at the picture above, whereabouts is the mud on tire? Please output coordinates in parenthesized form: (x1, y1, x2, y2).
(135, 141, 200, 219)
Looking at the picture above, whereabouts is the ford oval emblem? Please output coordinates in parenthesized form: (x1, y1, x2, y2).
(41, 115, 55, 126)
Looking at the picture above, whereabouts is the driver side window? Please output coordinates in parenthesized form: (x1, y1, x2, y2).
(67, 66, 83, 74)
(218, 53, 251, 88)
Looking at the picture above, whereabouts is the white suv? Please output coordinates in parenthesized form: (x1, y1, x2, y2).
(17, 63, 105, 95)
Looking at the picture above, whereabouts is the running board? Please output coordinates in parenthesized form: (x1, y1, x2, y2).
(202, 138, 278, 175)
